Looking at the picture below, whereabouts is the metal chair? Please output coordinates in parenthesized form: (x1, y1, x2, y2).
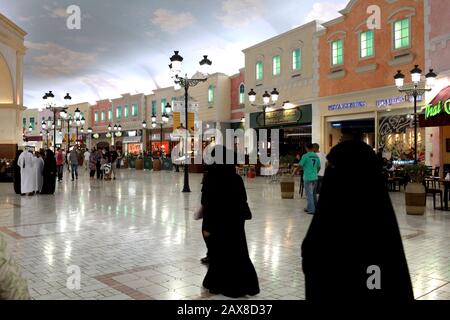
(425, 178, 443, 210)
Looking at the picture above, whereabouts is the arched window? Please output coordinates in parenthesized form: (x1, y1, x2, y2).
(208, 85, 214, 104)
(239, 84, 245, 105)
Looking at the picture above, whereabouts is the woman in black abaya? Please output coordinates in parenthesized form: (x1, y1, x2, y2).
(201, 146, 259, 298)
(41, 149, 57, 195)
(301, 140, 414, 301)
(13, 150, 23, 195)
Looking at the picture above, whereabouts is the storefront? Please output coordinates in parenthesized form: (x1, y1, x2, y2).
(147, 128, 173, 156)
(249, 104, 312, 156)
(123, 131, 143, 155)
(419, 86, 450, 176)
(319, 87, 426, 161)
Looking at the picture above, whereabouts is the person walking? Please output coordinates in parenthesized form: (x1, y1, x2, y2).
(41, 149, 57, 194)
(17, 149, 36, 196)
(33, 151, 44, 193)
(95, 149, 102, 180)
(313, 143, 327, 195)
(110, 147, 119, 180)
(201, 145, 260, 298)
(301, 140, 414, 301)
(56, 148, 64, 182)
(299, 143, 320, 214)
(89, 148, 97, 179)
(69, 148, 79, 181)
(83, 149, 90, 171)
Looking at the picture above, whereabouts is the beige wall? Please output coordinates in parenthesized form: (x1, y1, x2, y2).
(189, 73, 231, 123)
(67, 102, 91, 127)
(0, 13, 26, 157)
(243, 21, 320, 108)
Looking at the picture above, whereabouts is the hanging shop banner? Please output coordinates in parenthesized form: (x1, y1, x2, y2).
(188, 112, 195, 132)
(173, 112, 181, 130)
(419, 86, 450, 127)
(328, 101, 367, 111)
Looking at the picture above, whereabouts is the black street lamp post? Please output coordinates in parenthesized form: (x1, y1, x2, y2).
(394, 66, 437, 164)
(169, 51, 212, 193)
(42, 91, 71, 151)
(248, 88, 279, 127)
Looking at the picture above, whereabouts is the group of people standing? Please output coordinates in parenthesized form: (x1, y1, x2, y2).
(88, 147, 119, 180)
(197, 141, 414, 301)
(14, 148, 57, 196)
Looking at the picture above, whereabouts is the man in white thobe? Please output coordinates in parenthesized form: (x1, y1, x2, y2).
(17, 149, 36, 195)
(34, 153, 44, 193)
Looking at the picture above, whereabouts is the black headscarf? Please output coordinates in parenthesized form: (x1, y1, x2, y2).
(13, 150, 23, 194)
(301, 140, 414, 301)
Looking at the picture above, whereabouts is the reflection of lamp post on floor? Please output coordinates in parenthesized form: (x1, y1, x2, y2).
(248, 88, 279, 127)
(169, 51, 212, 193)
(394, 65, 437, 164)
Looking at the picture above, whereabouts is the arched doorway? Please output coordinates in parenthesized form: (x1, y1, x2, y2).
(0, 53, 14, 103)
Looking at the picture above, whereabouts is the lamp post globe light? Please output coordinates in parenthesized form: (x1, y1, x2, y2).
(169, 51, 212, 193)
(248, 88, 280, 127)
(394, 65, 438, 164)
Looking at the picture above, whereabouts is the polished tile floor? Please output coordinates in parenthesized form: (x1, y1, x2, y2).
(0, 168, 449, 300)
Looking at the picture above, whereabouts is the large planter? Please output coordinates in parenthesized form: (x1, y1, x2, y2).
(128, 158, 136, 169)
(280, 175, 295, 199)
(405, 183, 426, 215)
(153, 159, 161, 171)
(135, 159, 144, 170)
(162, 158, 172, 170)
(144, 157, 153, 170)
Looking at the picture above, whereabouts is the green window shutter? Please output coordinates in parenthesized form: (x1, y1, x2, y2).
(272, 55, 281, 75)
(23, 118, 26, 128)
(332, 40, 344, 66)
(256, 61, 263, 80)
(124, 105, 129, 118)
(360, 30, 374, 58)
(101, 111, 105, 121)
(95, 112, 98, 122)
(292, 48, 301, 70)
(116, 106, 122, 119)
(161, 98, 166, 113)
(131, 104, 138, 116)
(108, 110, 112, 120)
(239, 84, 245, 104)
(30, 117, 35, 130)
(152, 101, 157, 115)
(394, 18, 410, 49)
(208, 85, 214, 104)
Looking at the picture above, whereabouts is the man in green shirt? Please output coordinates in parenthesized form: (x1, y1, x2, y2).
(300, 143, 321, 214)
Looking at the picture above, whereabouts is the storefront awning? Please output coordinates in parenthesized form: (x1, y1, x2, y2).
(419, 86, 450, 127)
(122, 136, 142, 144)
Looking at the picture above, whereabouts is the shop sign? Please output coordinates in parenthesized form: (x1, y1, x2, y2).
(328, 101, 366, 111)
(257, 108, 302, 126)
(424, 99, 450, 119)
(376, 95, 423, 108)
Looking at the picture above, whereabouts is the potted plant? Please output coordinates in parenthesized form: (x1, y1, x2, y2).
(135, 154, 144, 170)
(404, 164, 427, 215)
(127, 154, 137, 169)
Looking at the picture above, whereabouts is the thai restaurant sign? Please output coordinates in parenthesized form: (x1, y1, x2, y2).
(419, 86, 450, 127)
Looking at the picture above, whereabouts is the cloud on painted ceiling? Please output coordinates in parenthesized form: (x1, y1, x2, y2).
(26, 41, 97, 77)
(218, 0, 264, 28)
(303, 1, 347, 24)
(151, 8, 196, 33)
